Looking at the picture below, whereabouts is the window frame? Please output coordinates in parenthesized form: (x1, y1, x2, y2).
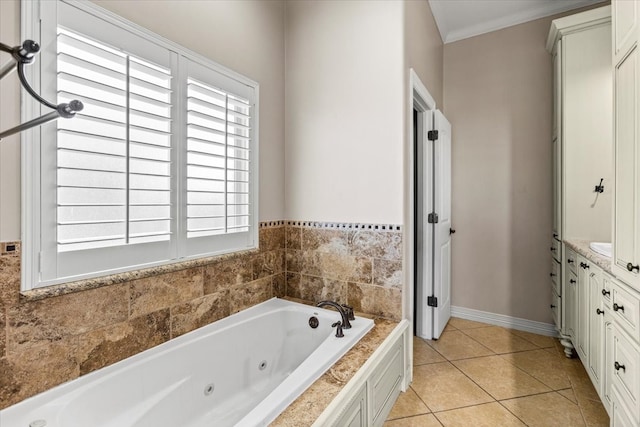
(21, 0, 259, 290)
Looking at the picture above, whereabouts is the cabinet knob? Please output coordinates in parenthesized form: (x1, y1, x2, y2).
(613, 303, 625, 312)
(553, 233, 559, 238)
(627, 262, 639, 273)
(550, 304, 556, 309)
(602, 289, 611, 297)
(614, 361, 626, 372)
(570, 279, 576, 284)
(550, 273, 556, 277)
(568, 259, 574, 264)
(596, 308, 604, 315)
(550, 247, 557, 252)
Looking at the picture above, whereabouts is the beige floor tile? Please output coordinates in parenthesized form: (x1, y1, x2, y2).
(462, 326, 539, 354)
(426, 330, 494, 361)
(453, 355, 551, 400)
(567, 362, 601, 404)
(387, 387, 431, 420)
(411, 362, 493, 412)
(414, 336, 446, 365)
(443, 322, 457, 332)
(502, 392, 586, 427)
(508, 329, 556, 348)
(499, 349, 571, 390)
(558, 388, 578, 404)
(384, 413, 443, 427)
(447, 317, 489, 330)
(434, 402, 526, 427)
(579, 398, 609, 427)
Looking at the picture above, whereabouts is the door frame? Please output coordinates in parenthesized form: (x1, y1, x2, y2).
(404, 69, 436, 384)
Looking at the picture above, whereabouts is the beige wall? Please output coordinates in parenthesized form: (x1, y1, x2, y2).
(444, 17, 556, 323)
(404, 0, 444, 108)
(284, 0, 404, 224)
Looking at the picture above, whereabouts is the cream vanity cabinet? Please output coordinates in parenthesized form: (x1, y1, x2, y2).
(547, 6, 613, 353)
(612, 0, 640, 289)
(610, 1, 640, 424)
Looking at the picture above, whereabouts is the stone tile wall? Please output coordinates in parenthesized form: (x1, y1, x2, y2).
(0, 220, 402, 410)
(284, 223, 403, 321)
(0, 225, 285, 409)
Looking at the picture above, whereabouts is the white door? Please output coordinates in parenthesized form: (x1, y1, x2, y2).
(416, 109, 433, 339)
(432, 110, 452, 339)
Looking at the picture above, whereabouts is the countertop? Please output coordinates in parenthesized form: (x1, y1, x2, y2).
(271, 300, 399, 426)
(563, 239, 613, 275)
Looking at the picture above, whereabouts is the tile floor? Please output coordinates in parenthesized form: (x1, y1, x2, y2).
(385, 317, 609, 427)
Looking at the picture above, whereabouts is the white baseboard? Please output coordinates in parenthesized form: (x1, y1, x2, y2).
(450, 306, 559, 337)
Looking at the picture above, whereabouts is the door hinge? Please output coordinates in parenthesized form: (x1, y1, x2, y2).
(427, 296, 438, 307)
(428, 212, 439, 224)
(428, 130, 439, 141)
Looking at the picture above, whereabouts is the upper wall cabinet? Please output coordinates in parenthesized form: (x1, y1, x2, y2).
(613, 0, 640, 288)
(547, 6, 613, 244)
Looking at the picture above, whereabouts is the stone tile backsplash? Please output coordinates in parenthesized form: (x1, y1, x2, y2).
(284, 224, 403, 321)
(0, 220, 402, 409)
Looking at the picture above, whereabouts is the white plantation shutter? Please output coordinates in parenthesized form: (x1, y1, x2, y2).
(184, 59, 256, 257)
(28, 0, 258, 288)
(56, 30, 173, 252)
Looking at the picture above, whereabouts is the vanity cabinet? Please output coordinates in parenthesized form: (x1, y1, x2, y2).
(547, 6, 612, 349)
(612, 0, 640, 289)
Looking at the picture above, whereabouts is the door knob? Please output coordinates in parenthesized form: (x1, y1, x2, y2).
(627, 262, 639, 273)
(596, 308, 604, 315)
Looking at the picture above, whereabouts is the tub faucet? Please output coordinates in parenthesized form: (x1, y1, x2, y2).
(316, 300, 352, 329)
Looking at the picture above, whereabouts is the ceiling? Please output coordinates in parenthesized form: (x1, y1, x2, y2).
(428, 0, 607, 44)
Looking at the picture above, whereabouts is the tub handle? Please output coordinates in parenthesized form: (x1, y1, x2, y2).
(332, 321, 344, 338)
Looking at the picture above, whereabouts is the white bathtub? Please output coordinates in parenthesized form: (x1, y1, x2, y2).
(0, 298, 374, 427)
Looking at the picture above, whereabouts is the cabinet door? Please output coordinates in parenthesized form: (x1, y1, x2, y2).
(577, 257, 590, 361)
(613, 0, 640, 287)
(566, 268, 578, 339)
(604, 318, 614, 415)
(588, 267, 604, 390)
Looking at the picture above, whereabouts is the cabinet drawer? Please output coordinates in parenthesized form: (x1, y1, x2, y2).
(566, 248, 577, 275)
(550, 238, 561, 262)
(612, 327, 640, 423)
(612, 282, 640, 345)
(551, 259, 561, 295)
(371, 341, 403, 425)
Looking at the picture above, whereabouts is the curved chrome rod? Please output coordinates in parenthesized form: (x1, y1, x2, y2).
(0, 40, 83, 141)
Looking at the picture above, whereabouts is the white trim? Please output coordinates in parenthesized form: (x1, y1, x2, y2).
(451, 306, 559, 337)
(429, 0, 606, 44)
(405, 69, 437, 385)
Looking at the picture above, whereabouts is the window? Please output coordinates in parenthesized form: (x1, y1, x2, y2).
(22, 1, 258, 289)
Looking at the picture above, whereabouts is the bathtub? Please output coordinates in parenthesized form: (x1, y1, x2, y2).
(0, 298, 374, 427)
